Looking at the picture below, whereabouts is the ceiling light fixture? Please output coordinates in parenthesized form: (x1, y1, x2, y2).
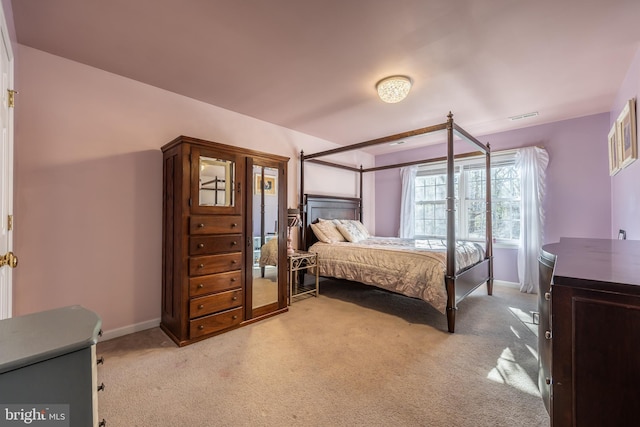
(376, 75, 412, 103)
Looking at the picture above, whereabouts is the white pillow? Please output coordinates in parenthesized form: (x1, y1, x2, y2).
(336, 222, 367, 242)
(339, 219, 370, 238)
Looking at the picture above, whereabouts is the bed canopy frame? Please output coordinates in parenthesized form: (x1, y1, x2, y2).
(298, 112, 494, 333)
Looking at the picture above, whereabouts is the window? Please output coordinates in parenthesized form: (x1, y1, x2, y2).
(414, 152, 520, 244)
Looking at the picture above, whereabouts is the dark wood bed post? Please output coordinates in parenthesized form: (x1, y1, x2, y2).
(299, 150, 305, 250)
(445, 112, 457, 333)
(485, 145, 494, 296)
(359, 165, 364, 221)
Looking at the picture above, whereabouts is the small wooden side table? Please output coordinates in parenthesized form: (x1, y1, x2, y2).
(287, 250, 319, 304)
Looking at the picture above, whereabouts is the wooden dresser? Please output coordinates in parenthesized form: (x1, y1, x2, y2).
(161, 136, 288, 346)
(542, 238, 640, 426)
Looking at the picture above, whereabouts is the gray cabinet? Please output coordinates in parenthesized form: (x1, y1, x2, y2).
(0, 306, 103, 426)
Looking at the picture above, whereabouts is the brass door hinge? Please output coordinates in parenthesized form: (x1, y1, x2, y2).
(7, 89, 17, 108)
(7, 215, 13, 231)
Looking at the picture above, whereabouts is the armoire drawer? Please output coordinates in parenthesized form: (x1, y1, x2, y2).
(190, 289, 243, 318)
(189, 271, 242, 297)
(189, 307, 243, 339)
(190, 215, 243, 235)
(190, 252, 242, 276)
(189, 234, 242, 255)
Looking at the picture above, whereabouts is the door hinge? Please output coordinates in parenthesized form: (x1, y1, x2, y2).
(7, 215, 13, 231)
(7, 89, 17, 108)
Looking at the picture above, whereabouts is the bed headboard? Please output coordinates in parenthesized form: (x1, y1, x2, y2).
(302, 194, 362, 250)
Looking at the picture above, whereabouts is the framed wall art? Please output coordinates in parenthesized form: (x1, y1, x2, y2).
(616, 98, 637, 169)
(608, 122, 621, 175)
(254, 174, 276, 195)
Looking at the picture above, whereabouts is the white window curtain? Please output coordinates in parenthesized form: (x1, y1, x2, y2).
(399, 165, 418, 238)
(516, 146, 549, 293)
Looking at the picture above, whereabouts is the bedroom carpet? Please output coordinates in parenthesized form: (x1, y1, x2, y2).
(97, 280, 549, 426)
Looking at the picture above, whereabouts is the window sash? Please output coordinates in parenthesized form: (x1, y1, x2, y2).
(414, 153, 519, 243)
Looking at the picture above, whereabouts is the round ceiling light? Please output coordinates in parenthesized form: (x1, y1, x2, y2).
(376, 75, 412, 103)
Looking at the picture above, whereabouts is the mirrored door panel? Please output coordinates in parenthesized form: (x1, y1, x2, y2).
(199, 155, 234, 207)
(190, 147, 242, 215)
(251, 164, 280, 314)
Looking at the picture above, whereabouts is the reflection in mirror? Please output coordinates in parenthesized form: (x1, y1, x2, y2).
(199, 156, 234, 207)
(252, 165, 279, 311)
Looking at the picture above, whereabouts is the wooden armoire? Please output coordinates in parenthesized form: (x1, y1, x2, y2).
(161, 136, 289, 346)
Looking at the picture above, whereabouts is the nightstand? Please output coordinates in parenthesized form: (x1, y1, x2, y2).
(288, 250, 319, 303)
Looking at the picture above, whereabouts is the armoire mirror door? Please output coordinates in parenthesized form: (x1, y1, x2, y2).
(247, 159, 286, 319)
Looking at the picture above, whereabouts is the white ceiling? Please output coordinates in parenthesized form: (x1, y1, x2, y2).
(10, 0, 640, 154)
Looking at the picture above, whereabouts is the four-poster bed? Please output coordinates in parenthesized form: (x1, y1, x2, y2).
(298, 112, 493, 333)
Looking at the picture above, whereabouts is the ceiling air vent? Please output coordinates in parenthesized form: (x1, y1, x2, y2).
(508, 111, 539, 121)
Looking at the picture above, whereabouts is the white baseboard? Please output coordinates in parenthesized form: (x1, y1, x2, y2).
(494, 279, 520, 289)
(100, 317, 160, 342)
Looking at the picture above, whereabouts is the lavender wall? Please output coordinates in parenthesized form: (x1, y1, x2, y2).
(12, 45, 375, 338)
(610, 47, 640, 239)
(375, 113, 612, 282)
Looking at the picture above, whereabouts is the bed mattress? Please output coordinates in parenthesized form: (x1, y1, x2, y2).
(309, 237, 485, 313)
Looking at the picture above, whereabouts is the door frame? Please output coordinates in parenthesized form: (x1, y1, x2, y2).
(0, 1, 14, 319)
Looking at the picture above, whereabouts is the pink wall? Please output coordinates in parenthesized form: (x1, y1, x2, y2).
(12, 45, 374, 337)
(610, 47, 640, 240)
(375, 113, 612, 282)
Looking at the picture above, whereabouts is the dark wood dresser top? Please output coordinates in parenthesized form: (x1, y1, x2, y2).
(551, 237, 640, 294)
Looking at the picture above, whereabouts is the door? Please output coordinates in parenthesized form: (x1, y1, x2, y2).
(0, 4, 15, 320)
(246, 157, 287, 319)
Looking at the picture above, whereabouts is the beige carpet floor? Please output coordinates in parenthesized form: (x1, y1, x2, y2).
(97, 280, 549, 426)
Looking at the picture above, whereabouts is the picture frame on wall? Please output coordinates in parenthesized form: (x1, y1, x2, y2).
(608, 122, 621, 176)
(254, 174, 276, 195)
(617, 98, 637, 169)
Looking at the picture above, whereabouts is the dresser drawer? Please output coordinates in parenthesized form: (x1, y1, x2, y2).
(190, 289, 243, 318)
(189, 307, 243, 339)
(190, 252, 242, 276)
(190, 215, 243, 235)
(189, 271, 241, 297)
(190, 234, 242, 255)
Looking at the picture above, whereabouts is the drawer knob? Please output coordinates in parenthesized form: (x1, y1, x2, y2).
(198, 283, 204, 289)
(545, 330, 552, 340)
(198, 325, 204, 330)
(97, 356, 105, 365)
(198, 243, 204, 248)
(198, 263, 204, 268)
(232, 315, 238, 320)
(232, 296, 237, 301)
(198, 304, 204, 309)
(231, 260, 237, 264)
(97, 383, 105, 392)
(231, 277, 237, 282)
(198, 223, 205, 228)
(232, 241, 237, 246)
(544, 292, 551, 301)
(231, 223, 238, 228)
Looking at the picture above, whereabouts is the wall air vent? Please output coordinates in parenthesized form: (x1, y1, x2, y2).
(508, 111, 539, 121)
